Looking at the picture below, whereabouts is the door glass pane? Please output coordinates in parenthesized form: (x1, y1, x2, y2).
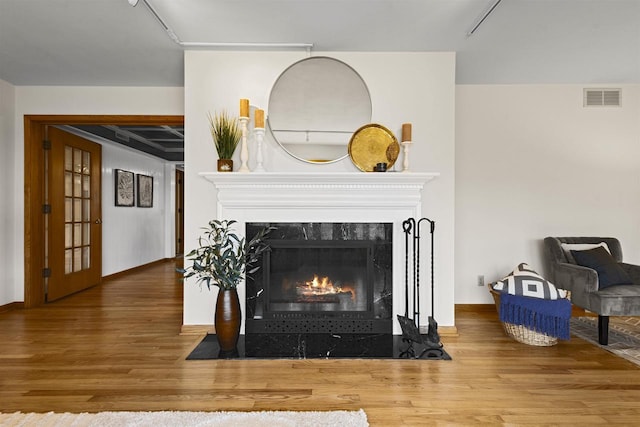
(74, 199, 82, 222)
(82, 151, 90, 174)
(73, 173, 82, 197)
(73, 248, 82, 272)
(65, 224, 73, 248)
(83, 175, 90, 198)
(65, 249, 73, 274)
(73, 148, 82, 173)
(65, 172, 73, 197)
(65, 198, 73, 222)
(65, 146, 73, 171)
(73, 223, 82, 247)
(83, 199, 90, 221)
(82, 247, 90, 269)
(83, 223, 90, 245)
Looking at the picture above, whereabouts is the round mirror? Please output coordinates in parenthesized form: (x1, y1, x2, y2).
(268, 56, 372, 163)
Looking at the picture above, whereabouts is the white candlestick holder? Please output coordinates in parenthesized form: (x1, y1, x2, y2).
(238, 116, 250, 173)
(401, 140, 412, 172)
(253, 127, 266, 172)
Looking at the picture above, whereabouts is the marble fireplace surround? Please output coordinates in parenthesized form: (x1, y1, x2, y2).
(200, 172, 438, 335)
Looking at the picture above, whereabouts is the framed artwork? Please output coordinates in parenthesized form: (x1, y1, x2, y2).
(137, 174, 153, 208)
(115, 169, 135, 207)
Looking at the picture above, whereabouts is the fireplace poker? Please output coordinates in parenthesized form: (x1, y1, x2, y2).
(402, 218, 415, 319)
(417, 217, 436, 321)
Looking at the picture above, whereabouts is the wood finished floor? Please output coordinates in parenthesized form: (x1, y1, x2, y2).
(1, 260, 640, 426)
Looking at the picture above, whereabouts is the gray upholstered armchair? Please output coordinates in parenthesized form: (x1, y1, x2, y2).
(544, 237, 640, 345)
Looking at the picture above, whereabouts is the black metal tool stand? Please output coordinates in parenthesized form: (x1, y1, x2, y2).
(397, 217, 445, 359)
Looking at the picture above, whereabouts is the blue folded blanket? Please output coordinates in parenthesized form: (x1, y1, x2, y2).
(499, 292, 572, 340)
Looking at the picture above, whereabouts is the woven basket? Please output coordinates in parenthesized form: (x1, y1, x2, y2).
(488, 285, 559, 347)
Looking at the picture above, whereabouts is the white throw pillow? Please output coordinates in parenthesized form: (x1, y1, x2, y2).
(561, 242, 611, 264)
(491, 263, 568, 300)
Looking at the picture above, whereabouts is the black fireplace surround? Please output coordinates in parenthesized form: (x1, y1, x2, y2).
(244, 222, 393, 357)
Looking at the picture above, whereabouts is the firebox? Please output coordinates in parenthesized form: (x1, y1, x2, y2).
(245, 223, 393, 336)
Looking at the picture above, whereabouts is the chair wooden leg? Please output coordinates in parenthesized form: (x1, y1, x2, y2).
(598, 315, 609, 345)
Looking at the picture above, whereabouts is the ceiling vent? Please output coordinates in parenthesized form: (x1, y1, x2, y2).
(583, 88, 621, 107)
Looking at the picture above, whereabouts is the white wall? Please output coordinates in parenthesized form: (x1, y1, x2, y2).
(456, 84, 640, 303)
(9, 86, 184, 301)
(100, 142, 174, 275)
(183, 51, 456, 327)
(0, 79, 16, 305)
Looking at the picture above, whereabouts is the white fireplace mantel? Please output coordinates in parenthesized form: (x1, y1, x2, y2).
(200, 172, 439, 211)
(200, 172, 439, 187)
(199, 171, 439, 334)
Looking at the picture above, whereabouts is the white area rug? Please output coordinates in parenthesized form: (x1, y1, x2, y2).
(0, 410, 368, 427)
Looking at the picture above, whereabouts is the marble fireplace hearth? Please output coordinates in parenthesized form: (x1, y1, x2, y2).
(187, 333, 444, 359)
(198, 172, 441, 357)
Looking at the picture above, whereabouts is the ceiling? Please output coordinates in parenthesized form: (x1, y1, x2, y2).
(1, 0, 638, 87)
(1, 0, 639, 160)
(67, 124, 185, 162)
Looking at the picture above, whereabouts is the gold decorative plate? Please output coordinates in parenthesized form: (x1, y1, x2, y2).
(348, 123, 400, 172)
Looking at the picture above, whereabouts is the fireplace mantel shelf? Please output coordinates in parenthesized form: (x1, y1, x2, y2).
(199, 172, 439, 188)
(200, 171, 439, 211)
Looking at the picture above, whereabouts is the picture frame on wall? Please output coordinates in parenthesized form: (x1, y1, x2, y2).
(137, 174, 153, 208)
(115, 169, 135, 207)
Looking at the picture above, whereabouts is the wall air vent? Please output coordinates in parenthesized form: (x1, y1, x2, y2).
(583, 88, 621, 107)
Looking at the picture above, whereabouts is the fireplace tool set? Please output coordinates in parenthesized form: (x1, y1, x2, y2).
(397, 217, 447, 359)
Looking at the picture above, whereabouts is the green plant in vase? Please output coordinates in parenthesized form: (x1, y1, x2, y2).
(207, 110, 241, 172)
(182, 219, 272, 354)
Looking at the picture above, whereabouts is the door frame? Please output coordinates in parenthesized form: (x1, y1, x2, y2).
(175, 168, 185, 256)
(24, 115, 184, 308)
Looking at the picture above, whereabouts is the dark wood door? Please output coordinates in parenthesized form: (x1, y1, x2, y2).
(46, 127, 102, 301)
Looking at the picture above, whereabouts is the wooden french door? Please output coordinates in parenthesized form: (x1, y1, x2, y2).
(46, 127, 102, 301)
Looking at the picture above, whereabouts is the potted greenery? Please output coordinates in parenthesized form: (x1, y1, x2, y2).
(207, 110, 241, 172)
(182, 219, 272, 354)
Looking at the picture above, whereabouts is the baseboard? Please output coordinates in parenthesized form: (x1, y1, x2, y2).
(102, 258, 175, 282)
(456, 303, 496, 313)
(417, 324, 458, 337)
(180, 325, 215, 335)
(437, 325, 459, 337)
(0, 301, 25, 313)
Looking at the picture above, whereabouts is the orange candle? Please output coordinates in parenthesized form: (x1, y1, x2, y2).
(255, 109, 265, 128)
(402, 123, 412, 142)
(240, 98, 250, 117)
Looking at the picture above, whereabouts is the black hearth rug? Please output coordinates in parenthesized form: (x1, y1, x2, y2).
(187, 333, 451, 360)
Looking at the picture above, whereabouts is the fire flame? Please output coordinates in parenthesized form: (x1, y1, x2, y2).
(297, 274, 355, 300)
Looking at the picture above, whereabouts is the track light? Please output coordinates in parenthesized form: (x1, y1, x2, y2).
(466, 0, 503, 37)
(132, 0, 313, 50)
